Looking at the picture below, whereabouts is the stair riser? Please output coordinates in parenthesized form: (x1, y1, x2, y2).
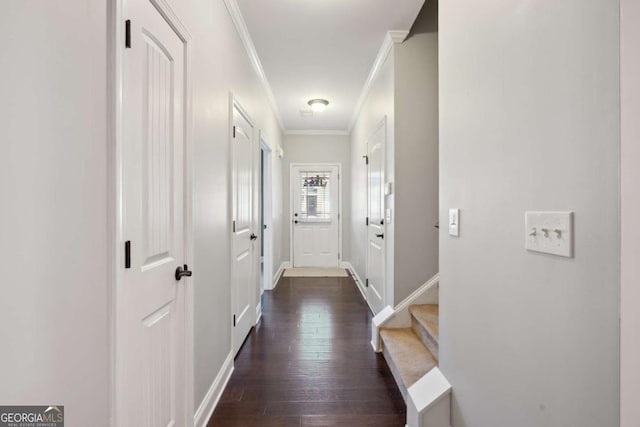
(411, 317, 439, 361)
(381, 342, 409, 403)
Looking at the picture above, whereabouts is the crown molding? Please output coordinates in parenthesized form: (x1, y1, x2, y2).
(348, 30, 409, 131)
(284, 129, 350, 136)
(223, 0, 285, 131)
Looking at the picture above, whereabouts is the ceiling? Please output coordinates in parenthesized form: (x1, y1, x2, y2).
(236, 0, 425, 132)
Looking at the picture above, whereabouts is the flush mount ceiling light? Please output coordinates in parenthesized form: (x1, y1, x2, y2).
(307, 98, 329, 113)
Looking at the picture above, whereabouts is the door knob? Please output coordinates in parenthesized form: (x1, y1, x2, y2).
(250, 233, 258, 240)
(294, 220, 298, 224)
(376, 233, 384, 239)
(175, 264, 193, 281)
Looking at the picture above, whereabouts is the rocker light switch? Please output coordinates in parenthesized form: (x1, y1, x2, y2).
(525, 211, 574, 257)
(449, 209, 460, 237)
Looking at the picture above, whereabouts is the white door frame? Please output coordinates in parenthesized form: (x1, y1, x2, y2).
(289, 163, 343, 267)
(365, 117, 388, 314)
(107, 0, 197, 427)
(228, 93, 259, 354)
(109, 0, 194, 426)
(260, 135, 274, 291)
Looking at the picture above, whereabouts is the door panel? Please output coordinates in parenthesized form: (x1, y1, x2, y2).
(367, 120, 386, 314)
(121, 0, 187, 425)
(232, 104, 256, 356)
(292, 166, 340, 267)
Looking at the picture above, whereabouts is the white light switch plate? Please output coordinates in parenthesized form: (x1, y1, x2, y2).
(449, 209, 460, 237)
(525, 211, 574, 257)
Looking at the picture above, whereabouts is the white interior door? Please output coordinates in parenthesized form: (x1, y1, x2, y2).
(367, 121, 386, 314)
(231, 103, 256, 356)
(120, 1, 189, 425)
(292, 165, 340, 267)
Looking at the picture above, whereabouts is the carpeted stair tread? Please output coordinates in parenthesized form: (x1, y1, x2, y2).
(380, 328, 437, 389)
(409, 304, 439, 342)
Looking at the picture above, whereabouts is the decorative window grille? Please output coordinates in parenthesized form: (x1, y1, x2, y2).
(299, 172, 331, 222)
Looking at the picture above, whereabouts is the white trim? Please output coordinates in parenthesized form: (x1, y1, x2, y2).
(222, 0, 284, 131)
(272, 261, 291, 289)
(193, 352, 234, 427)
(111, 1, 194, 426)
(342, 261, 367, 301)
(259, 136, 274, 296)
(229, 94, 258, 358)
(255, 300, 262, 324)
(285, 129, 350, 136)
(289, 163, 343, 268)
(406, 367, 452, 427)
(348, 31, 408, 131)
(371, 274, 439, 352)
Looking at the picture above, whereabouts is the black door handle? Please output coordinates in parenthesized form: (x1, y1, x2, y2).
(376, 233, 384, 239)
(175, 264, 193, 281)
(250, 233, 258, 240)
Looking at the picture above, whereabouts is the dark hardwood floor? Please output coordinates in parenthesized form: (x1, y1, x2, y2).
(207, 274, 406, 426)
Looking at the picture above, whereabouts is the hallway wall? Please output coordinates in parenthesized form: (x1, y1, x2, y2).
(350, 49, 395, 301)
(439, 1, 620, 426)
(393, 6, 439, 304)
(621, 0, 640, 424)
(282, 134, 351, 265)
(0, 2, 110, 425)
(164, 0, 286, 415)
(349, 1, 439, 307)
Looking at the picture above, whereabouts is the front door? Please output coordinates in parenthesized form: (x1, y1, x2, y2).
(120, 0, 189, 425)
(292, 165, 340, 267)
(231, 102, 256, 356)
(367, 120, 386, 314)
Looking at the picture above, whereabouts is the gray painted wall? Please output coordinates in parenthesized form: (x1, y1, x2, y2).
(393, 5, 439, 304)
(439, 1, 620, 426)
(165, 0, 286, 411)
(0, 2, 110, 425)
(621, 0, 640, 424)
(349, 51, 395, 300)
(282, 134, 351, 263)
(349, 2, 439, 306)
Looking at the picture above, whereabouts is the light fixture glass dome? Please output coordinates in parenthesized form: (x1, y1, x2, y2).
(308, 98, 329, 113)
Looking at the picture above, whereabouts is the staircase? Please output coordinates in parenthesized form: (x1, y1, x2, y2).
(380, 304, 439, 401)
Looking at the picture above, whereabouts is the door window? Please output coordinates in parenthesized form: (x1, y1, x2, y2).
(299, 171, 331, 222)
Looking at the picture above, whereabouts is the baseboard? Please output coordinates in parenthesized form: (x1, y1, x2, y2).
(193, 351, 234, 427)
(271, 261, 290, 290)
(255, 300, 262, 324)
(342, 262, 364, 295)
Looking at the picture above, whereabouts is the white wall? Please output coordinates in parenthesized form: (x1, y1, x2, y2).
(439, 1, 620, 426)
(621, 0, 640, 425)
(282, 134, 351, 263)
(163, 0, 285, 412)
(0, 1, 110, 425)
(350, 51, 395, 299)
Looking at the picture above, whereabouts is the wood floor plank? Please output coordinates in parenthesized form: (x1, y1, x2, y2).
(207, 275, 405, 427)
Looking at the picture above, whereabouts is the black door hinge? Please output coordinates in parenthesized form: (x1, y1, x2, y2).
(233, 126, 236, 138)
(366, 217, 369, 226)
(232, 220, 236, 233)
(125, 20, 131, 48)
(233, 315, 236, 327)
(363, 155, 369, 165)
(124, 240, 131, 269)
(365, 278, 369, 287)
